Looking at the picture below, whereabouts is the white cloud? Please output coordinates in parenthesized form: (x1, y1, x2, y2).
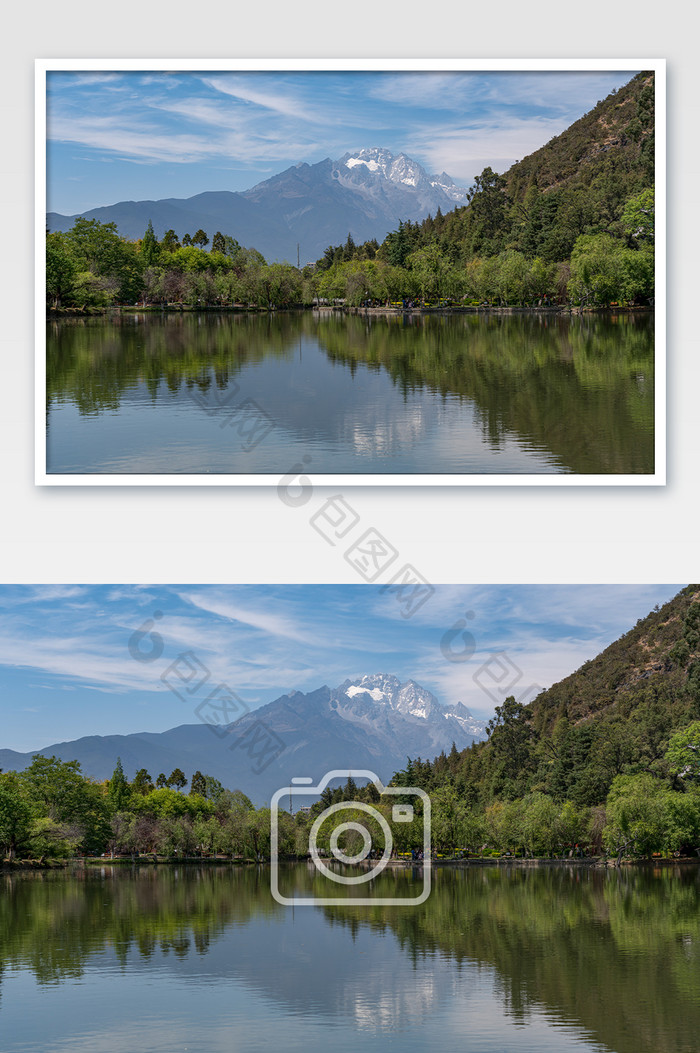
(404, 115, 569, 181)
(202, 75, 329, 125)
(178, 590, 322, 646)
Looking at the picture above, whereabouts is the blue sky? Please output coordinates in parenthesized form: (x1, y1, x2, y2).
(0, 584, 680, 752)
(45, 68, 638, 216)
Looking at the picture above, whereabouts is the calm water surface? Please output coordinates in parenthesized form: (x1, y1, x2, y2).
(45, 311, 654, 475)
(1, 864, 697, 1052)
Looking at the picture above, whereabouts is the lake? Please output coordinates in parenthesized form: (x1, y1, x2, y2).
(1, 863, 697, 1052)
(45, 310, 655, 476)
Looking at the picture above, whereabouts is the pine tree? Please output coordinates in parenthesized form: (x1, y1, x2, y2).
(108, 757, 129, 811)
(167, 768, 187, 792)
(141, 220, 159, 266)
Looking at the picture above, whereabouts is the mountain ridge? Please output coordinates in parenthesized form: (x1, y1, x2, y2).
(47, 148, 467, 265)
(0, 673, 487, 805)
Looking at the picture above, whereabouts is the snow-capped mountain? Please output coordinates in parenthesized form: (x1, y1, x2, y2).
(334, 673, 485, 737)
(47, 149, 468, 265)
(336, 148, 466, 204)
(0, 674, 487, 805)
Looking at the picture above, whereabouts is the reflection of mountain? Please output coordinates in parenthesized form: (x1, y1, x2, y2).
(3, 865, 698, 1053)
(323, 865, 700, 1053)
(46, 310, 654, 474)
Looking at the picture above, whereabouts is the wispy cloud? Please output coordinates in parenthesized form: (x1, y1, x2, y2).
(0, 584, 678, 751)
(49, 115, 229, 165)
(46, 67, 639, 214)
(202, 75, 328, 124)
(179, 590, 324, 646)
(404, 116, 570, 181)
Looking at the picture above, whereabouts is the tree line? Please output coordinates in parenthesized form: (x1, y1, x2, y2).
(46, 218, 305, 312)
(46, 182, 653, 314)
(4, 714, 700, 863)
(312, 185, 653, 308)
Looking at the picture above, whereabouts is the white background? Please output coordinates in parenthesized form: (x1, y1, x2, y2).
(2, 3, 696, 587)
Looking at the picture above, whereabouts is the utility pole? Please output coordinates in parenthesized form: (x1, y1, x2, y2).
(297, 243, 300, 269)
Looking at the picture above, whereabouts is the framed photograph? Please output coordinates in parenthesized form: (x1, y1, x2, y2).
(36, 59, 665, 485)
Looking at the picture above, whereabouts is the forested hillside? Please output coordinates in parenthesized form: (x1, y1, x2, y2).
(315, 71, 655, 307)
(386, 586, 700, 858)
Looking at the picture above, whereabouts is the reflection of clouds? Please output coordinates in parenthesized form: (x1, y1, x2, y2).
(349, 405, 427, 458)
(3, 899, 607, 1053)
(342, 968, 441, 1032)
(48, 329, 568, 475)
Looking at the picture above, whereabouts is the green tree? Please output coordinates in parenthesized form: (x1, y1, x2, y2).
(160, 229, 181, 252)
(568, 233, 653, 305)
(666, 722, 700, 781)
(107, 757, 130, 812)
(466, 167, 510, 254)
(211, 231, 226, 254)
(486, 696, 535, 795)
(192, 229, 209, 250)
(555, 800, 591, 852)
(167, 768, 187, 792)
(27, 817, 81, 859)
(64, 217, 142, 302)
(140, 219, 159, 266)
(662, 791, 700, 854)
(603, 773, 666, 858)
(519, 792, 560, 856)
(46, 232, 77, 309)
(0, 774, 31, 859)
(132, 768, 154, 795)
(430, 784, 470, 854)
(621, 187, 655, 246)
(494, 250, 530, 305)
(407, 245, 452, 302)
(190, 770, 207, 797)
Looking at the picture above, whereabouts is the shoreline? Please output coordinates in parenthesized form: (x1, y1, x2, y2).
(2, 852, 694, 872)
(46, 303, 654, 319)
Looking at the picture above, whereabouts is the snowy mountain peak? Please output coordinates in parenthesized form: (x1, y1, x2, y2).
(335, 673, 483, 729)
(337, 148, 466, 201)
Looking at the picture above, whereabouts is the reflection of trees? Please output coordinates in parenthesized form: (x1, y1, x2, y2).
(317, 312, 655, 474)
(322, 865, 700, 1053)
(2, 864, 698, 1052)
(46, 313, 305, 417)
(0, 866, 279, 988)
(46, 310, 655, 474)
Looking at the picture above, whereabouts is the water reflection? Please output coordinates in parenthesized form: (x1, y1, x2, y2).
(1, 864, 696, 1052)
(46, 311, 654, 474)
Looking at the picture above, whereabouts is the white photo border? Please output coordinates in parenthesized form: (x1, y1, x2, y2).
(35, 57, 666, 487)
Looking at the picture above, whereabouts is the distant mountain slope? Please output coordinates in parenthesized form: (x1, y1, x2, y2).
(0, 674, 486, 805)
(505, 70, 655, 201)
(417, 586, 700, 809)
(404, 71, 655, 265)
(529, 585, 699, 735)
(47, 148, 467, 264)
